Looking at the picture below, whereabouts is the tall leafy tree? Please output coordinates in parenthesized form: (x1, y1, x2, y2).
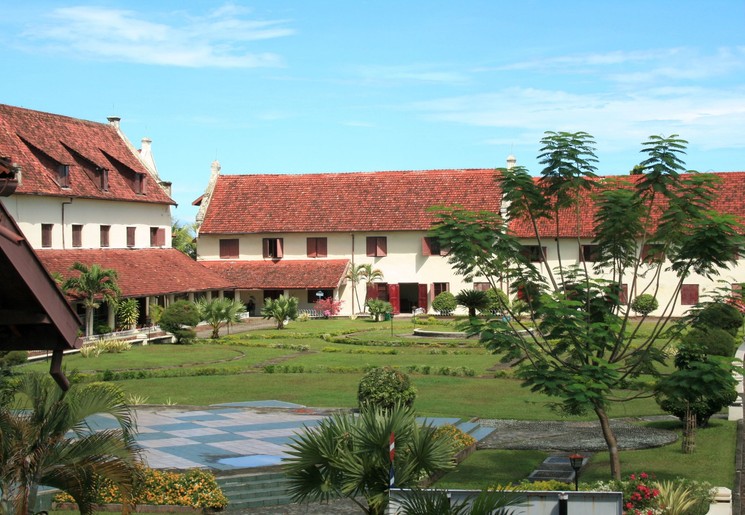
(197, 297, 246, 339)
(0, 373, 140, 515)
(171, 221, 197, 259)
(284, 403, 454, 515)
(430, 132, 743, 479)
(63, 262, 121, 337)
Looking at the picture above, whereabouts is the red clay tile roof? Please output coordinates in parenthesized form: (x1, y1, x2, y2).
(0, 104, 174, 205)
(507, 171, 745, 238)
(37, 249, 233, 298)
(198, 169, 502, 234)
(202, 259, 350, 289)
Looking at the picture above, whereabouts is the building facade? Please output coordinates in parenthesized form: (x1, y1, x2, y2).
(195, 161, 745, 318)
(0, 104, 232, 332)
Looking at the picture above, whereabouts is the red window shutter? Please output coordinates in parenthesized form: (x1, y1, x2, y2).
(276, 238, 284, 258)
(681, 284, 699, 305)
(157, 228, 165, 247)
(388, 284, 400, 314)
(263, 238, 270, 258)
(422, 237, 432, 256)
(619, 283, 628, 304)
(317, 237, 327, 257)
(307, 238, 316, 258)
(220, 239, 239, 259)
(378, 237, 387, 256)
(100, 225, 110, 247)
(127, 227, 136, 247)
(41, 224, 52, 248)
(72, 225, 82, 248)
(366, 237, 376, 257)
(418, 284, 428, 311)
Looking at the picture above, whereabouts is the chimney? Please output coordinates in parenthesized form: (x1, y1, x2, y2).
(107, 116, 121, 129)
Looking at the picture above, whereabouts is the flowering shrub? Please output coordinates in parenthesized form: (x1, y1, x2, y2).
(591, 472, 660, 515)
(432, 424, 477, 453)
(314, 298, 343, 317)
(55, 466, 228, 510)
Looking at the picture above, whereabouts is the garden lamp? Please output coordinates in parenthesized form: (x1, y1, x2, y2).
(568, 453, 584, 491)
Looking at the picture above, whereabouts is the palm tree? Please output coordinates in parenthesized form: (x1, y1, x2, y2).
(197, 297, 246, 338)
(63, 262, 121, 336)
(396, 488, 521, 515)
(345, 264, 385, 316)
(284, 403, 455, 515)
(261, 295, 299, 329)
(0, 373, 140, 515)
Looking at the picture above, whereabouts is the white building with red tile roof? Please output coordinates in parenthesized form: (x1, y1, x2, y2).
(195, 162, 505, 316)
(0, 104, 232, 331)
(195, 160, 745, 318)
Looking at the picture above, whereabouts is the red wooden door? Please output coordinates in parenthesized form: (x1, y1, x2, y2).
(418, 284, 428, 312)
(388, 284, 400, 314)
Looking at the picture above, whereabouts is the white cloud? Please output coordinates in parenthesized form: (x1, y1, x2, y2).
(411, 85, 745, 152)
(19, 5, 294, 68)
(355, 64, 470, 85)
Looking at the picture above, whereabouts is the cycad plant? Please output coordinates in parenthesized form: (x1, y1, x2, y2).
(455, 290, 489, 317)
(0, 373, 140, 515)
(283, 403, 455, 515)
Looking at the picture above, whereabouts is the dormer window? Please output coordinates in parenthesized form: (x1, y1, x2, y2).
(135, 173, 147, 194)
(57, 165, 70, 188)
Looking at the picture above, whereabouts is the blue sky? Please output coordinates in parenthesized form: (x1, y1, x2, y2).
(2, 1, 744, 222)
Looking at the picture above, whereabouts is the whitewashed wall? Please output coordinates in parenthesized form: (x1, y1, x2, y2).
(1, 195, 172, 250)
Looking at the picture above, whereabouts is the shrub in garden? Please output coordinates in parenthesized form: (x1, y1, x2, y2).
(432, 291, 456, 315)
(357, 366, 416, 410)
(55, 466, 228, 510)
(313, 297, 343, 317)
(432, 424, 477, 453)
(630, 293, 659, 316)
(486, 288, 510, 314)
(680, 327, 736, 357)
(693, 301, 744, 336)
(159, 300, 201, 343)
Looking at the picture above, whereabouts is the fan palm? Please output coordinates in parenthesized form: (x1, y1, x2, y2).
(261, 295, 299, 329)
(284, 403, 455, 515)
(62, 262, 121, 336)
(197, 298, 246, 338)
(396, 488, 522, 515)
(0, 373, 140, 515)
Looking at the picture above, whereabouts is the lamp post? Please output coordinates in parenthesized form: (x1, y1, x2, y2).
(568, 453, 584, 491)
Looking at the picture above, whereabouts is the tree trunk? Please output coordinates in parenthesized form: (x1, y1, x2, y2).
(85, 307, 94, 337)
(682, 402, 696, 454)
(594, 405, 621, 480)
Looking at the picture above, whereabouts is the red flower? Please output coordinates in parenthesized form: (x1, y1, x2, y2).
(626, 503, 634, 509)
(640, 472, 648, 479)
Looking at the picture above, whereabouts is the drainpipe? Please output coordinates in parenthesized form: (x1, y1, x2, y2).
(350, 234, 355, 316)
(61, 198, 73, 249)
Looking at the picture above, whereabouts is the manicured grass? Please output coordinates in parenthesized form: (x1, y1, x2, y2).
(581, 418, 738, 487)
(436, 450, 550, 489)
(22, 344, 278, 372)
(436, 419, 737, 489)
